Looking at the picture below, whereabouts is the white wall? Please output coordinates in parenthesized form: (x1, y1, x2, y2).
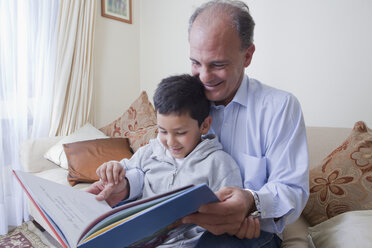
(139, 0, 372, 128)
(93, 0, 140, 128)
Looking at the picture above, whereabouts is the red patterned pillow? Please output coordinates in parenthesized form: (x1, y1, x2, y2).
(99, 91, 158, 152)
(303, 121, 372, 226)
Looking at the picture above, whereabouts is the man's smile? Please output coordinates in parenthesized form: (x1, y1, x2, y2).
(203, 80, 224, 90)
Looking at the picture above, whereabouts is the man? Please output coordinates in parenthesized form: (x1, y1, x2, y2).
(181, 1, 309, 247)
(87, 1, 309, 247)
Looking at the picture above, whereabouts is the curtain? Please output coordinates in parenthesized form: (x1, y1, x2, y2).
(0, 0, 60, 235)
(49, 0, 96, 136)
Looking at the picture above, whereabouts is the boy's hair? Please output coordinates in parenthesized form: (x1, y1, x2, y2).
(153, 74, 210, 126)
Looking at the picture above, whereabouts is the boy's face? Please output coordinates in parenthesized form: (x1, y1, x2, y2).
(157, 112, 211, 159)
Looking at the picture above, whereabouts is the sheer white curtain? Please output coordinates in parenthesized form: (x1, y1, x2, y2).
(49, 0, 96, 136)
(0, 0, 59, 235)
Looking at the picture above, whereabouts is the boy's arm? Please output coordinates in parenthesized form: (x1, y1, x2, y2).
(116, 144, 151, 201)
(210, 152, 243, 191)
(86, 146, 147, 205)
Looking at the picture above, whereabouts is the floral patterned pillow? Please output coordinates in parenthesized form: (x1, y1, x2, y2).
(99, 91, 158, 152)
(303, 121, 372, 226)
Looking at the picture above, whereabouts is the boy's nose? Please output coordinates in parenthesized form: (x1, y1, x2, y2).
(167, 135, 176, 147)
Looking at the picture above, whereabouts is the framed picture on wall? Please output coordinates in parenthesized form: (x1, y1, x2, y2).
(101, 0, 132, 24)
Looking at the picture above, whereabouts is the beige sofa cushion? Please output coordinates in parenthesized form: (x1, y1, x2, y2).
(44, 123, 109, 169)
(308, 210, 372, 248)
(20, 136, 63, 173)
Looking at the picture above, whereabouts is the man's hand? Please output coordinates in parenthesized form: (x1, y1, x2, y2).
(182, 186, 260, 239)
(85, 178, 129, 207)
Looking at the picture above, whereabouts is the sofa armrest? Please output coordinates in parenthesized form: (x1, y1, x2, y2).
(20, 136, 63, 173)
(282, 215, 310, 248)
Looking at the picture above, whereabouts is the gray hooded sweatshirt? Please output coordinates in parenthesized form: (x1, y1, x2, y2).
(118, 134, 243, 247)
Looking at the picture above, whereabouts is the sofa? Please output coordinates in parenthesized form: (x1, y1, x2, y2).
(19, 125, 356, 247)
(19, 93, 372, 247)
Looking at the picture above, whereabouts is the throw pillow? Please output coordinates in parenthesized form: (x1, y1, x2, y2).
(44, 123, 109, 169)
(99, 91, 158, 153)
(308, 210, 372, 248)
(302, 121, 372, 226)
(63, 138, 133, 186)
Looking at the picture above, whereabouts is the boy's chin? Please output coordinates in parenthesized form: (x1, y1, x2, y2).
(170, 150, 189, 159)
(172, 153, 186, 159)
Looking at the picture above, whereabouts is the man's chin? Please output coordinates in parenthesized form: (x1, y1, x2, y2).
(205, 91, 222, 102)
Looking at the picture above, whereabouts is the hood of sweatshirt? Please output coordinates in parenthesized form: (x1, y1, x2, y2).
(148, 134, 222, 165)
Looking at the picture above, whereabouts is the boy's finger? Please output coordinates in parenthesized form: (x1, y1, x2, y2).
(105, 163, 115, 185)
(113, 165, 122, 184)
(119, 169, 125, 182)
(99, 163, 109, 182)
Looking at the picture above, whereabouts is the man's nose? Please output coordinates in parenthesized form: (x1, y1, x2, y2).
(198, 66, 213, 84)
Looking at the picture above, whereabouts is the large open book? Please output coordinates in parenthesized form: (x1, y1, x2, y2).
(13, 170, 219, 248)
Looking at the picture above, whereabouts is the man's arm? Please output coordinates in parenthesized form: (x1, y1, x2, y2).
(252, 94, 309, 233)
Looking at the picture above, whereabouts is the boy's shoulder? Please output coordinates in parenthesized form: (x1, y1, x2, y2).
(200, 135, 236, 162)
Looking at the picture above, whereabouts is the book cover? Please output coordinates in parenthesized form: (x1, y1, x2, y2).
(13, 170, 219, 248)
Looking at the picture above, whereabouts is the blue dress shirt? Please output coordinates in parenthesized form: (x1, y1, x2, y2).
(208, 75, 309, 233)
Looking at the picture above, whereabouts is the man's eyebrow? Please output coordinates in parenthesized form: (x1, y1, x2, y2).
(189, 57, 229, 64)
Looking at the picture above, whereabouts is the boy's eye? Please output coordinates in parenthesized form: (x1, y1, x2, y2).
(177, 131, 186, 135)
(159, 130, 167, 134)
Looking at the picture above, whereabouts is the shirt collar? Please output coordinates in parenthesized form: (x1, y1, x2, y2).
(233, 74, 249, 107)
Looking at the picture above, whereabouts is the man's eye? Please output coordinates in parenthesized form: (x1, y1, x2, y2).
(191, 61, 200, 66)
(177, 132, 186, 135)
(213, 63, 226, 68)
(159, 130, 167, 134)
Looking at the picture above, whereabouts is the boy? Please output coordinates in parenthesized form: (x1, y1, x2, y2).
(95, 74, 242, 247)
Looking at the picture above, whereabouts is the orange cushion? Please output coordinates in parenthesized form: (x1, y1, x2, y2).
(63, 138, 133, 186)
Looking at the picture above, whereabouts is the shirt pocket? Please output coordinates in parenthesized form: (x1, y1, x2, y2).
(235, 152, 267, 190)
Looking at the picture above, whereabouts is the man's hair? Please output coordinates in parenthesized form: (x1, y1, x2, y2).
(153, 74, 210, 126)
(188, 0, 255, 50)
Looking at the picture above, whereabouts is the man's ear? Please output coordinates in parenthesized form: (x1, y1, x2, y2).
(243, 44, 255, 67)
(201, 116, 212, 135)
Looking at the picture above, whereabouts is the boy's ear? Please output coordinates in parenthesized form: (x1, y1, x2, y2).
(201, 116, 212, 135)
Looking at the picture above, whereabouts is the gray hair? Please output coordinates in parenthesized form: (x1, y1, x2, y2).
(188, 0, 255, 50)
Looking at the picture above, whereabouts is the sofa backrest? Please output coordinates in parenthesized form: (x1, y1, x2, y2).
(306, 126, 351, 170)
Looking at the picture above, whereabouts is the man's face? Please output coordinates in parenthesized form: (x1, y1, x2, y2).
(157, 112, 207, 159)
(189, 18, 254, 106)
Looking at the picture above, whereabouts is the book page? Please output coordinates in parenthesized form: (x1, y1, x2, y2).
(15, 170, 111, 247)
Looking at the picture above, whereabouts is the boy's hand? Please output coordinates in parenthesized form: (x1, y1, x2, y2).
(96, 161, 125, 185)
